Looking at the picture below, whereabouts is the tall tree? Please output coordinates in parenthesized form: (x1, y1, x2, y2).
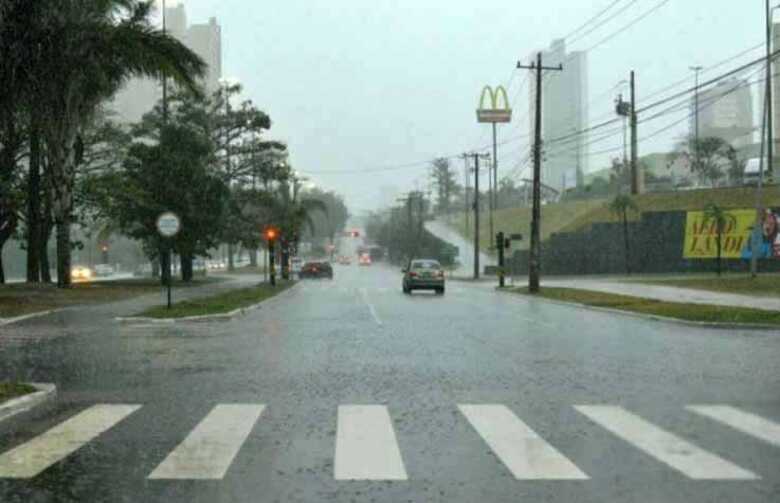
(608, 194, 639, 275)
(25, 0, 205, 287)
(431, 157, 458, 216)
(703, 203, 736, 276)
(668, 136, 738, 188)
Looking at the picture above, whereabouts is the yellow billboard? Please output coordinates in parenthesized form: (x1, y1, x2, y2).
(683, 209, 757, 259)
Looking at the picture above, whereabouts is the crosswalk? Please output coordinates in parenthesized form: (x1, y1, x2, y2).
(0, 403, 777, 481)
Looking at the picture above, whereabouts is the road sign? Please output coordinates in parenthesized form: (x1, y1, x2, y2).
(156, 212, 181, 238)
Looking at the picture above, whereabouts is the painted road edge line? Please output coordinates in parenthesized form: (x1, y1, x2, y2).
(0, 309, 62, 327)
(0, 383, 57, 425)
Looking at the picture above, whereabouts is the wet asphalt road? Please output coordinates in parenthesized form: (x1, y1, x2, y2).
(0, 264, 779, 502)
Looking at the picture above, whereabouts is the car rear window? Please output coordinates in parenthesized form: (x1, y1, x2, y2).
(411, 261, 440, 270)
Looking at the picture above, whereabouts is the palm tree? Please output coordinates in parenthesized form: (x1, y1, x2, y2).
(608, 194, 639, 275)
(25, 0, 206, 287)
(703, 203, 736, 276)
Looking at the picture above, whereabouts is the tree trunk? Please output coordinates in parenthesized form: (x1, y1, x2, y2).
(0, 250, 4, 284)
(151, 257, 160, 279)
(181, 251, 193, 282)
(281, 246, 290, 280)
(716, 232, 722, 276)
(26, 126, 42, 282)
(40, 217, 54, 283)
(249, 247, 258, 267)
(623, 211, 631, 275)
(55, 215, 72, 288)
(227, 243, 235, 271)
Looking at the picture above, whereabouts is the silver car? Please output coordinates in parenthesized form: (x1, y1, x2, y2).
(402, 259, 445, 295)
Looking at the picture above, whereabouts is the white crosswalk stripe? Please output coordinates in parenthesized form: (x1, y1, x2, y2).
(459, 404, 588, 479)
(148, 404, 265, 480)
(687, 405, 780, 447)
(575, 405, 759, 480)
(0, 404, 140, 478)
(334, 405, 408, 480)
(1, 403, 775, 481)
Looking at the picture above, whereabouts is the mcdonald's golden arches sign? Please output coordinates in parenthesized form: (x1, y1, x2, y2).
(477, 85, 512, 123)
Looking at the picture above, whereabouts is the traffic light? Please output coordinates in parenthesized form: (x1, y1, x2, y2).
(264, 227, 278, 242)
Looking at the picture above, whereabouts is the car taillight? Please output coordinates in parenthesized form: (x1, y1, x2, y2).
(409, 272, 417, 277)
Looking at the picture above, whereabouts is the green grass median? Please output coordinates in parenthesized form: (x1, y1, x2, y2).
(137, 281, 294, 319)
(0, 277, 225, 318)
(514, 286, 780, 326)
(0, 382, 37, 404)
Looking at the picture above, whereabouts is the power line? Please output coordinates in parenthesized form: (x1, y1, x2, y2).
(581, 0, 671, 53)
(560, 0, 628, 41)
(567, 0, 641, 46)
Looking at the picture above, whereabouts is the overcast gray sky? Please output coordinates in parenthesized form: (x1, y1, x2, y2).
(173, 0, 764, 213)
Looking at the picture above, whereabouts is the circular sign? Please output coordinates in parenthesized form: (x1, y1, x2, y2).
(156, 211, 181, 238)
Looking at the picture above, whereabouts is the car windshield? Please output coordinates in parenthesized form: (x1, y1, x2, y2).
(1, 2, 778, 503)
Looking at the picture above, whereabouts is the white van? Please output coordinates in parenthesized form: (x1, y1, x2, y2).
(743, 158, 768, 186)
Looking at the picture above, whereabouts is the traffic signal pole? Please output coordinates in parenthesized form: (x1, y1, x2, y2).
(518, 53, 562, 293)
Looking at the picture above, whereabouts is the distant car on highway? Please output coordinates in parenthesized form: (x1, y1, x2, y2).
(338, 255, 352, 265)
(93, 264, 114, 277)
(290, 257, 304, 274)
(402, 259, 445, 295)
(299, 261, 334, 279)
(71, 265, 93, 282)
(358, 253, 372, 266)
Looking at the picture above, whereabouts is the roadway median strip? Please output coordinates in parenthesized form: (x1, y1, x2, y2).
(117, 281, 296, 323)
(509, 287, 780, 329)
(0, 383, 57, 424)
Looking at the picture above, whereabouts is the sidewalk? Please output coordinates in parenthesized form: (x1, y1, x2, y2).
(539, 277, 780, 312)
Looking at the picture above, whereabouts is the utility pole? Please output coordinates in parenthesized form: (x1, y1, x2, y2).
(463, 152, 491, 279)
(767, 0, 775, 177)
(462, 155, 470, 231)
(689, 66, 703, 168)
(518, 53, 562, 293)
(630, 70, 640, 195)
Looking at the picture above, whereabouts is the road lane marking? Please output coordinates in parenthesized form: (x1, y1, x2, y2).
(687, 405, 780, 447)
(459, 404, 588, 479)
(359, 288, 383, 326)
(334, 405, 407, 480)
(575, 405, 758, 480)
(0, 404, 141, 478)
(148, 404, 264, 480)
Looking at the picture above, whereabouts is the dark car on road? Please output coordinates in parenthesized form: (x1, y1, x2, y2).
(299, 261, 334, 279)
(402, 259, 445, 294)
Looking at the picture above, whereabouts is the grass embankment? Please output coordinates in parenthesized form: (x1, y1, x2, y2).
(630, 273, 780, 298)
(559, 185, 780, 233)
(516, 286, 780, 326)
(451, 199, 606, 253)
(0, 382, 37, 404)
(137, 281, 294, 319)
(0, 277, 224, 318)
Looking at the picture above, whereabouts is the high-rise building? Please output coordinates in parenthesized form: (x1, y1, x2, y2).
(110, 5, 222, 124)
(186, 17, 222, 95)
(691, 77, 753, 149)
(528, 39, 588, 195)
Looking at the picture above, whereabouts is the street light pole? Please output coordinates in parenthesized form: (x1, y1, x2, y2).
(767, 0, 775, 177)
(689, 65, 703, 168)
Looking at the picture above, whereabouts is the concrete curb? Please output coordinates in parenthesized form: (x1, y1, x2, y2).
(115, 282, 299, 325)
(0, 383, 57, 424)
(0, 309, 62, 327)
(498, 289, 780, 331)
